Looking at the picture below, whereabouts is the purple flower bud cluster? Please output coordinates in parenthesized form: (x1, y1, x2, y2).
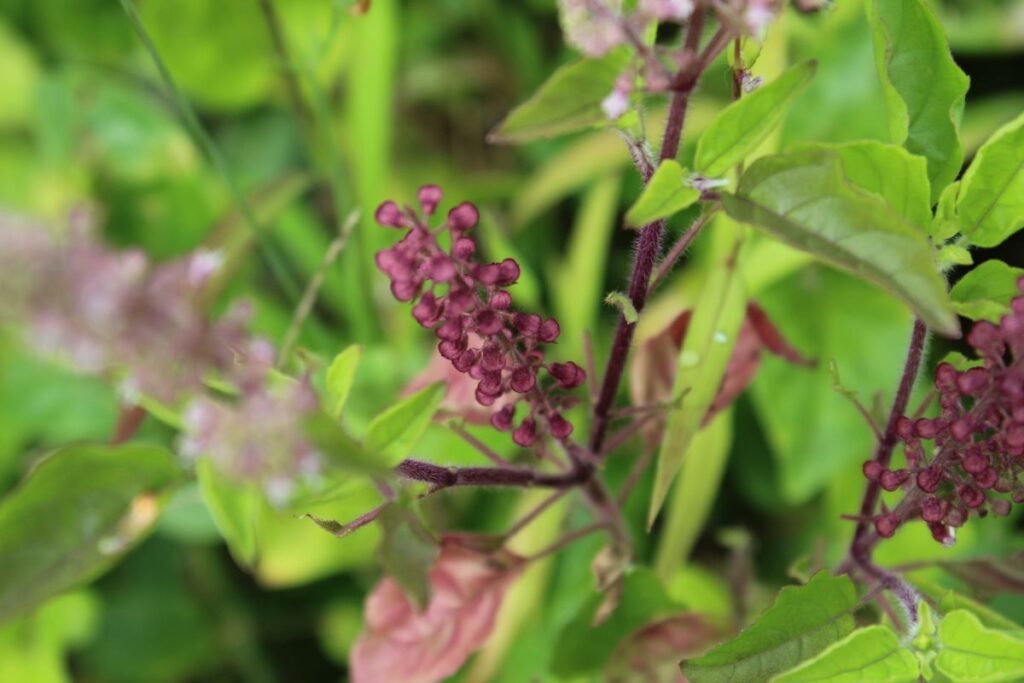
(374, 186, 586, 448)
(864, 278, 1024, 544)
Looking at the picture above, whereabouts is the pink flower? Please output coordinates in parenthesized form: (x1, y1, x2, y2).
(558, 0, 626, 57)
(351, 540, 523, 683)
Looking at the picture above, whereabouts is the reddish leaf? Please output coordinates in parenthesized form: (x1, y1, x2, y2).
(605, 613, 723, 683)
(630, 302, 810, 443)
(351, 538, 523, 683)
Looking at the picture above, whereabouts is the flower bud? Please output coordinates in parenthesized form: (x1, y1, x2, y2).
(448, 202, 479, 231)
(375, 201, 405, 228)
(417, 184, 443, 216)
(512, 418, 536, 447)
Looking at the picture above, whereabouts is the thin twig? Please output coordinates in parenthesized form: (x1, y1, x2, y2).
(448, 422, 514, 467)
(648, 210, 718, 293)
(502, 489, 570, 543)
(118, 0, 300, 302)
(617, 444, 656, 505)
(277, 210, 359, 366)
(523, 522, 609, 563)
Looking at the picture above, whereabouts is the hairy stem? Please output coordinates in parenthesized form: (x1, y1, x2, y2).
(395, 459, 587, 489)
(848, 319, 928, 567)
(589, 15, 723, 454)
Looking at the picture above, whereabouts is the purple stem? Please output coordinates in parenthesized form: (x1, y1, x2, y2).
(396, 458, 587, 489)
(589, 14, 717, 455)
(848, 319, 928, 567)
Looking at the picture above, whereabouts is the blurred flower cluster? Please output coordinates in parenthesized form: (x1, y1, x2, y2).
(867, 278, 1024, 543)
(375, 186, 586, 448)
(557, 0, 779, 59)
(0, 212, 320, 504)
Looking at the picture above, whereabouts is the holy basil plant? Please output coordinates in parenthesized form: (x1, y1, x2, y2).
(0, 0, 1022, 682)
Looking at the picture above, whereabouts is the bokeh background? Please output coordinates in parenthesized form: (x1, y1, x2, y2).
(0, 0, 1022, 681)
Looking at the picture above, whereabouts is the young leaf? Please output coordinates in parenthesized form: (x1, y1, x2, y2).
(364, 382, 445, 466)
(769, 625, 919, 683)
(867, 0, 969, 200)
(488, 49, 629, 144)
(195, 458, 261, 568)
(720, 149, 959, 337)
(624, 160, 700, 228)
(551, 568, 683, 677)
(0, 444, 179, 623)
(375, 505, 439, 610)
(936, 610, 1024, 683)
(694, 61, 817, 178)
(324, 344, 362, 419)
(605, 290, 639, 324)
(912, 579, 1022, 631)
(682, 572, 858, 683)
(648, 224, 747, 526)
(932, 180, 962, 241)
(956, 111, 1024, 248)
(797, 141, 931, 232)
(951, 259, 1024, 322)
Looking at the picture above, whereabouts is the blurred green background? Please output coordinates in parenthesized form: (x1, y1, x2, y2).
(0, 0, 1022, 681)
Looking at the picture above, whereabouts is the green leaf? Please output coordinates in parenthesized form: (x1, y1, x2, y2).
(956, 112, 1024, 248)
(655, 409, 734, 580)
(683, 572, 858, 683)
(798, 141, 931, 232)
(720, 149, 959, 337)
(0, 444, 179, 623)
(951, 260, 1024, 322)
(912, 579, 1022, 631)
(936, 610, 1024, 683)
(551, 568, 682, 677)
(867, 0, 969, 200)
(364, 382, 445, 466)
(694, 61, 817, 178)
(605, 291, 639, 324)
(376, 505, 438, 609)
(195, 458, 261, 567)
(624, 160, 700, 227)
(933, 181, 963, 241)
(488, 49, 629, 144)
(324, 345, 362, 419)
(648, 222, 747, 526)
(750, 268, 916, 504)
(770, 625, 919, 683)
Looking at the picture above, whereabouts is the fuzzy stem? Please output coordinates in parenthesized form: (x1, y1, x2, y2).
(395, 459, 586, 489)
(848, 319, 928, 567)
(589, 16, 724, 454)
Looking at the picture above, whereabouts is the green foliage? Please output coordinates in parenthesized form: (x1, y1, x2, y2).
(695, 61, 817, 177)
(721, 149, 959, 336)
(797, 140, 931, 231)
(624, 160, 699, 227)
(655, 409, 734, 579)
(649, 221, 747, 525)
(488, 49, 630, 144)
(363, 382, 445, 466)
(0, 444, 179, 623)
(551, 568, 681, 677)
(956, 112, 1024, 248)
(770, 625, 919, 683)
(936, 610, 1024, 683)
(683, 572, 858, 683)
(195, 459, 261, 567)
(867, 0, 969, 200)
(951, 259, 1024, 322)
(376, 505, 438, 609)
(324, 344, 363, 419)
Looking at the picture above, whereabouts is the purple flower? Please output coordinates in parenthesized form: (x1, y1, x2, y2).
(373, 185, 587, 446)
